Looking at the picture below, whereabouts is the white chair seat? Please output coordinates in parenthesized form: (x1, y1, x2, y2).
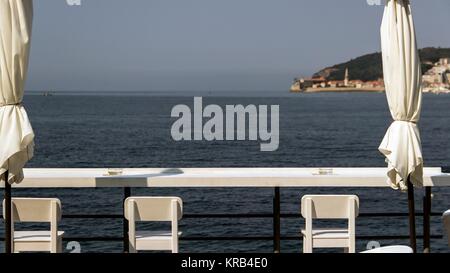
(135, 231, 182, 241)
(14, 231, 65, 242)
(361, 245, 413, 253)
(301, 229, 349, 239)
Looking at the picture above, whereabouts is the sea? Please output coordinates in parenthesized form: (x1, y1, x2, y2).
(2, 91, 450, 253)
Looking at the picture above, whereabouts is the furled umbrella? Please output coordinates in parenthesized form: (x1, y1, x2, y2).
(0, 0, 34, 253)
(378, 0, 423, 252)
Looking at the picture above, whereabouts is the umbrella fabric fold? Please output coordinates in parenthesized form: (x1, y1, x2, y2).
(0, 0, 34, 184)
(379, 0, 423, 190)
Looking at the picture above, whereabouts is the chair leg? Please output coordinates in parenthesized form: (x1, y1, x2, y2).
(128, 241, 137, 253)
(304, 236, 313, 253)
(172, 237, 179, 253)
(57, 239, 63, 253)
(348, 242, 355, 253)
(173, 242, 179, 253)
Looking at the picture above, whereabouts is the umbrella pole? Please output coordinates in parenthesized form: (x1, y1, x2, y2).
(4, 170, 12, 254)
(407, 177, 417, 253)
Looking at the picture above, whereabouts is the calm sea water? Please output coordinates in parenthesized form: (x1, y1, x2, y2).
(2, 91, 450, 253)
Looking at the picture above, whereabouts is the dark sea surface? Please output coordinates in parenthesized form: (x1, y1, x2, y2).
(2, 91, 450, 253)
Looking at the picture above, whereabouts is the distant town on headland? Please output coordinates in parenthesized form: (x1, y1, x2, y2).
(290, 47, 450, 94)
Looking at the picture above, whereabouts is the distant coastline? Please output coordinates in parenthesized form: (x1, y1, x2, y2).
(299, 87, 385, 93)
(291, 48, 450, 94)
(290, 67, 385, 93)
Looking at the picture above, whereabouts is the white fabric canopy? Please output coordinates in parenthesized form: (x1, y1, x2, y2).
(379, 0, 423, 190)
(0, 0, 34, 184)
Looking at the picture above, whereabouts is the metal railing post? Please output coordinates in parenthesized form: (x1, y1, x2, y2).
(273, 187, 281, 253)
(407, 178, 417, 253)
(4, 170, 11, 254)
(123, 187, 131, 253)
(423, 187, 432, 253)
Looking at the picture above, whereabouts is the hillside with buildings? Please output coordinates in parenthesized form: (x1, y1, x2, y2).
(290, 47, 450, 93)
(312, 47, 450, 82)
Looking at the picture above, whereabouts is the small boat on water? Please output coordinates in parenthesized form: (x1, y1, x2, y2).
(43, 91, 53, 96)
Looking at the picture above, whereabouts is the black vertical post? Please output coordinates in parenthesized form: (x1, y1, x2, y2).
(273, 187, 281, 253)
(123, 187, 131, 253)
(407, 178, 417, 253)
(4, 170, 12, 254)
(423, 186, 432, 253)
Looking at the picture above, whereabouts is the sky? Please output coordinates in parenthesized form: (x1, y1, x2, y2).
(26, 0, 450, 92)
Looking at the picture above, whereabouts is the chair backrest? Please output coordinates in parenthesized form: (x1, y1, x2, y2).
(2, 198, 62, 223)
(301, 195, 359, 219)
(124, 197, 183, 221)
(444, 210, 450, 246)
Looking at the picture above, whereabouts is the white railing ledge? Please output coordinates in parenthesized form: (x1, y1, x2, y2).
(0, 167, 448, 188)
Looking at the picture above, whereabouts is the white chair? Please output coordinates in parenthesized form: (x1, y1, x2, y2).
(361, 245, 413, 253)
(124, 197, 183, 253)
(443, 210, 450, 247)
(2, 198, 64, 253)
(301, 195, 359, 253)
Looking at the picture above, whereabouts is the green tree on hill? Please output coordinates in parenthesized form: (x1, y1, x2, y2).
(312, 47, 450, 81)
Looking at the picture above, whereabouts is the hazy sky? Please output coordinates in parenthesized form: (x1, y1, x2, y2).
(26, 0, 450, 92)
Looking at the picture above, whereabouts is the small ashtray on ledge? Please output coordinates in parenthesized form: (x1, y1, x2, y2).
(104, 168, 124, 176)
(313, 168, 334, 175)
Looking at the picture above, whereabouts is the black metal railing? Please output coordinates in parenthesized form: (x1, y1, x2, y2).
(0, 186, 443, 252)
(0, 212, 443, 241)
